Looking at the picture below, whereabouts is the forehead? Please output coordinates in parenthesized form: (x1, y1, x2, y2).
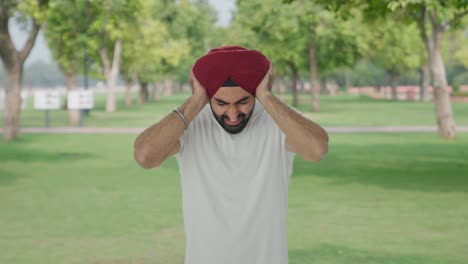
(213, 86, 252, 101)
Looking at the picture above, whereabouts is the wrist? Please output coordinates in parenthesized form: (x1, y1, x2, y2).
(189, 92, 208, 109)
(179, 94, 207, 122)
(256, 90, 274, 103)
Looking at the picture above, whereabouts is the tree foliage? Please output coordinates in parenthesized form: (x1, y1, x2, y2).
(120, 0, 190, 84)
(152, 0, 219, 82)
(368, 19, 423, 76)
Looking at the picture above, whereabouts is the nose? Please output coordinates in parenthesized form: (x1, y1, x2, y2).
(225, 105, 239, 121)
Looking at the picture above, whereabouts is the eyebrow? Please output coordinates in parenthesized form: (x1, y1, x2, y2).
(214, 96, 250, 104)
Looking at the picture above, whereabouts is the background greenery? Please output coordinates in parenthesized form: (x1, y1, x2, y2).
(1, 0, 468, 263)
(2, 94, 468, 263)
(1, 132, 467, 263)
(1, 92, 468, 128)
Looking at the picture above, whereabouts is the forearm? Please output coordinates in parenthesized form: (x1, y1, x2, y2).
(256, 91, 329, 162)
(134, 94, 206, 168)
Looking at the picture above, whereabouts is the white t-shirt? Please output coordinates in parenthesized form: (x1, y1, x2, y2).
(176, 100, 295, 264)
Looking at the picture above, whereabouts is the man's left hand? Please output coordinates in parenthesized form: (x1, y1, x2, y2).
(256, 61, 275, 99)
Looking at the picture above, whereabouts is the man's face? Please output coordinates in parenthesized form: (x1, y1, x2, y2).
(210, 86, 255, 134)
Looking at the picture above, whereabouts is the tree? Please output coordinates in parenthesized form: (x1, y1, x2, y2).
(367, 19, 423, 100)
(445, 23, 468, 71)
(85, 0, 142, 113)
(0, 0, 49, 140)
(231, 0, 307, 106)
(236, 0, 366, 111)
(44, 0, 89, 125)
(158, 0, 219, 87)
(393, 0, 467, 138)
(307, 0, 467, 138)
(119, 0, 189, 105)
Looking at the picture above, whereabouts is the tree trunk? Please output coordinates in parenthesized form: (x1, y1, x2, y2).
(64, 72, 80, 126)
(152, 82, 161, 102)
(99, 39, 122, 113)
(389, 71, 399, 101)
(418, 64, 430, 102)
(105, 78, 117, 112)
(320, 78, 327, 95)
(139, 82, 149, 104)
(297, 79, 304, 93)
(124, 73, 136, 107)
(329, 78, 338, 96)
(290, 73, 298, 107)
(287, 61, 298, 107)
(430, 31, 456, 138)
(124, 81, 133, 107)
(278, 77, 286, 101)
(174, 81, 182, 93)
(345, 68, 352, 91)
(164, 78, 173, 96)
(309, 41, 320, 112)
(0, 13, 41, 140)
(418, 8, 456, 138)
(3, 65, 23, 140)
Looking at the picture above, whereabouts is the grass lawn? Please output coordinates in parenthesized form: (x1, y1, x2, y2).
(4, 92, 468, 128)
(1, 133, 467, 263)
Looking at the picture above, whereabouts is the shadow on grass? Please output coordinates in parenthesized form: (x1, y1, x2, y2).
(293, 141, 468, 193)
(0, 147, 94, 163)
(0, 136, 95, 166)
(0, 168, 23, 186)
(289, 243, 462, 264)
(0, 145, 94, 185)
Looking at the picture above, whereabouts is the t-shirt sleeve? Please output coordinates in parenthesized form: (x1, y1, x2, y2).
(178, 130, 187, 155)
(280, 129, 296, 162)
(261, 105, 296, 163)
(282, 105, 303, 162)
(176, 120, 193, 160)
(176, 109, 202, 159)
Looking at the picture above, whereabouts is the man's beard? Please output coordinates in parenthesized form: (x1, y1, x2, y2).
(211, 104, 255, 134)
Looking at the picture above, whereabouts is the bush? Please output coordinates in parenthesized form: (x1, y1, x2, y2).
(451, 91, 468, 97)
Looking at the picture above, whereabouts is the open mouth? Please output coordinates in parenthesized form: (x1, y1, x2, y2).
(224, 118, 242, 126)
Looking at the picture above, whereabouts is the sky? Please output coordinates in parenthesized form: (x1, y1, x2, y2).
(10, 0, 236, 66)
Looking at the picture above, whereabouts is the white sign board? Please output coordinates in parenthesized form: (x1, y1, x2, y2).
(34, 90, 61, 110)
(0, 91, 28, 110)
(68, 90, 94, 110)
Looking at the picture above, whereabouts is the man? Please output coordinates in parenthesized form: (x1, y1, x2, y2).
(134, 46, 328, 264)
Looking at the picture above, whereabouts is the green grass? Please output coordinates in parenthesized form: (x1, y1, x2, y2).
(4, 92, 468, 128)
(297, 95, 468, 127)
(1, 133, 467, 263)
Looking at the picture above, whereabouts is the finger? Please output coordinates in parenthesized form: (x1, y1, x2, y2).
(268, 60, 275, 76)
(189, 72, 195, 91)
(268, 73, 274, 90)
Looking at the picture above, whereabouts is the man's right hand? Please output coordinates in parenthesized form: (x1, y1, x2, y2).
(189, 71, 209, 106)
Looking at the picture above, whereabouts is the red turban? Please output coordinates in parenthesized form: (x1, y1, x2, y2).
(192, 46, 270, 99)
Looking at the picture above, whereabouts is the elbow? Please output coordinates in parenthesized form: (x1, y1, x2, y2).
(134, 147, 163, 169)
(304, 141, 329, 163)
(305, 129, 329, 163)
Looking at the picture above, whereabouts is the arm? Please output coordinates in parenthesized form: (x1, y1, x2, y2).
(256, 64, 329, 163)
(133, 74, 208, 169)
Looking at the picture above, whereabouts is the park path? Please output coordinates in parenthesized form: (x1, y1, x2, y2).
(1, 126, 468, 134)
